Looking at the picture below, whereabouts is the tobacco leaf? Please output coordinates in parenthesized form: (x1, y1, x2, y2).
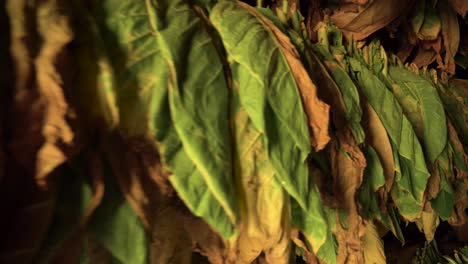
(68, 1, 119, 132)
(87, 157, 149, 264)
(226, 99, 290, 263)
(330, 130, 366, 264)
(310, 25, 364, 144)
(358, 145, 404, 241)
(387, 65, 447, 163)
(417, 4, 441, 41)
(362, 102, 395, 198)
(153, 0, 238, 227)
(331, 0, 413, 41)
(33, 154, 96, 263)
(91, 0, 236, 238)
(211, 0, 329, 214)
(439, 0, 460, 74)
(362, 221, 386, 264)
(449, 0, 468, 17)
(7, 0, 76, 187)
(348, 56, 430, 221)
(435, 79, 467, 147)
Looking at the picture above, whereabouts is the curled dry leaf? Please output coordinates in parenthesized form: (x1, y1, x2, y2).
(8, 0, 76, 187)
(331, 0, 414, 41)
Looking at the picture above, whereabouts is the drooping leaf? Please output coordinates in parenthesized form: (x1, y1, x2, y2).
(227, 94, 290, 263)
(348, 55, 431, 221)
(387, 65, 447, 163)
(211, 0, 329, 213)
(362, 221, 386, 264)
(154, 0, 237, 226)
(91, 0, 236, 238)
(7, 0, 76, 187)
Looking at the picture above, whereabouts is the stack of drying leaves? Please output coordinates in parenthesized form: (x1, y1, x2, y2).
(0, 0, 466, 263)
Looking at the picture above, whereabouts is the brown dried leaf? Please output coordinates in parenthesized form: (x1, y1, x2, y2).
(439, 1, 460, 74)
(34, 0, 75, 185)
(449, 0, 468, 17)
(8, 0, 76, 187)
(331, 0, 415, 41)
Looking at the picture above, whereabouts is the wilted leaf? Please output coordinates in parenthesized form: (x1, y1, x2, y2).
(435, 79, 468, 147)
(7, 0, 76, 187)
(331, 0, 414, 41)
(310, 25, 364, 144)
(211, 0, 328, 212)
(387, 65, 447, 163)
(349, 56, 430, 221)
(449, 0, 468, 17)
(439, 0, 460, 74)
(227, 100, 290, 263)
(155, 0, 237, 225)
(91, 0, 236, 238)
(362, 221, 386, 264)
(362, 102, 395, 197)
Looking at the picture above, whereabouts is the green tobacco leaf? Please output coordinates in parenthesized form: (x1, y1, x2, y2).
(211, 0, 330, 251)
(312, 26, 364, 143)
(445, 79, 468, 146)
(88, 158, 148, 264)
(359, 146, 385, 220)
(70, 1, 119, 131)
(387, 66, 447, 163)
(91, 0, 235, 238)
(348, 56, 430, 221)
(359, 146, 404, 241)
(154, 0, 237, 225)
(211, 0, 324, 209)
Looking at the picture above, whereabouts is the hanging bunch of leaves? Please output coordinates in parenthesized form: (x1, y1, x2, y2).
(0, 0, 466, 263)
